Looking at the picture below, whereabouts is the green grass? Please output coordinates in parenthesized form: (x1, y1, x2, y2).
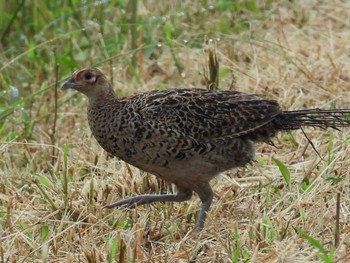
(1, 0, 350, 262)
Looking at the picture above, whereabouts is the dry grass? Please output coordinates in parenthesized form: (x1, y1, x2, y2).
(1, 0, 350, 262)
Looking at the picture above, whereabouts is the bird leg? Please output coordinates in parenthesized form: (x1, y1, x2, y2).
(105, 183, 214, 232)
(105, 187, 192, 209)
(195, 183, 214, 232)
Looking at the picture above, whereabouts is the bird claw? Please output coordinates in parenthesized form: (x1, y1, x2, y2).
(104, 197, 142, 209)
(104, 202, 136, 209)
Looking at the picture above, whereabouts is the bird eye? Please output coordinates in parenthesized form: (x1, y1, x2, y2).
(84, 72, 93, 80)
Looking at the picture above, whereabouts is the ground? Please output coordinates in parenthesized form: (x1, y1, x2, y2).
(0, 0, 350, 262)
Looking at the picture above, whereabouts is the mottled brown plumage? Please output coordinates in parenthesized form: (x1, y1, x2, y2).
(62, 67, 350, 231)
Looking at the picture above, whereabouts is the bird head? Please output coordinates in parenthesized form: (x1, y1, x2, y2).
(62, 68, 113, 99)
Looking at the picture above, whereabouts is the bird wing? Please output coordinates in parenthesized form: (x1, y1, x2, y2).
(137, 88, 282, 141)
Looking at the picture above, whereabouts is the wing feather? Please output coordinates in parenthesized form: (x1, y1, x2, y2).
(136, 88, 281, 141)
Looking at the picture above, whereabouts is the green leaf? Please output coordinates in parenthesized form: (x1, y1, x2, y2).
(63, 143, 69, 171)
(256, 156, 267, 166)
(164, 22, 172, 41)
(108, 237, 118, 263)
(232, 232, 241, 263)
(273, 158, 291, 190)
(296, 227, 334, 262)
(36, 174, 51, 188)
(296, 227, 327, 254)
(328, 132, 334, 164)
(41, 224, 49, 243)
(246, 0, 258, 12)
(321, 173, 343, 184)
(27, 39, 36, 60)
(262, 212, 277, 240)
(328, 132, 334, 151)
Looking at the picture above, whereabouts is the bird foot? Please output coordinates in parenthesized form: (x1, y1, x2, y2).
(104, 197, 141, 209)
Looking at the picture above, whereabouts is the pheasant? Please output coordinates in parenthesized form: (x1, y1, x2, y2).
(62, 67, 350, 231)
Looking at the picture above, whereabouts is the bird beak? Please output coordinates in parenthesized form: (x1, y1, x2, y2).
(61, 77, 76, 90)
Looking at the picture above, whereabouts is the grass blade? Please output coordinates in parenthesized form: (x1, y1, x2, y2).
(273, 158, 291, 190)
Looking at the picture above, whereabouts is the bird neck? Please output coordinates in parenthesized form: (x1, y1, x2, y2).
(88, 85, 118, 104)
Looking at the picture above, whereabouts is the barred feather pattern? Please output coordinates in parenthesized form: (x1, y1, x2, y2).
(62, 67, 350, 231)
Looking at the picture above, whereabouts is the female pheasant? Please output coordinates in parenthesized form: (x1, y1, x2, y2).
(62, 67, 350, 231)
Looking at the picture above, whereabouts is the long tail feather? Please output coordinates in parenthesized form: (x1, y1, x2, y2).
(276, 109, 350, 130)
